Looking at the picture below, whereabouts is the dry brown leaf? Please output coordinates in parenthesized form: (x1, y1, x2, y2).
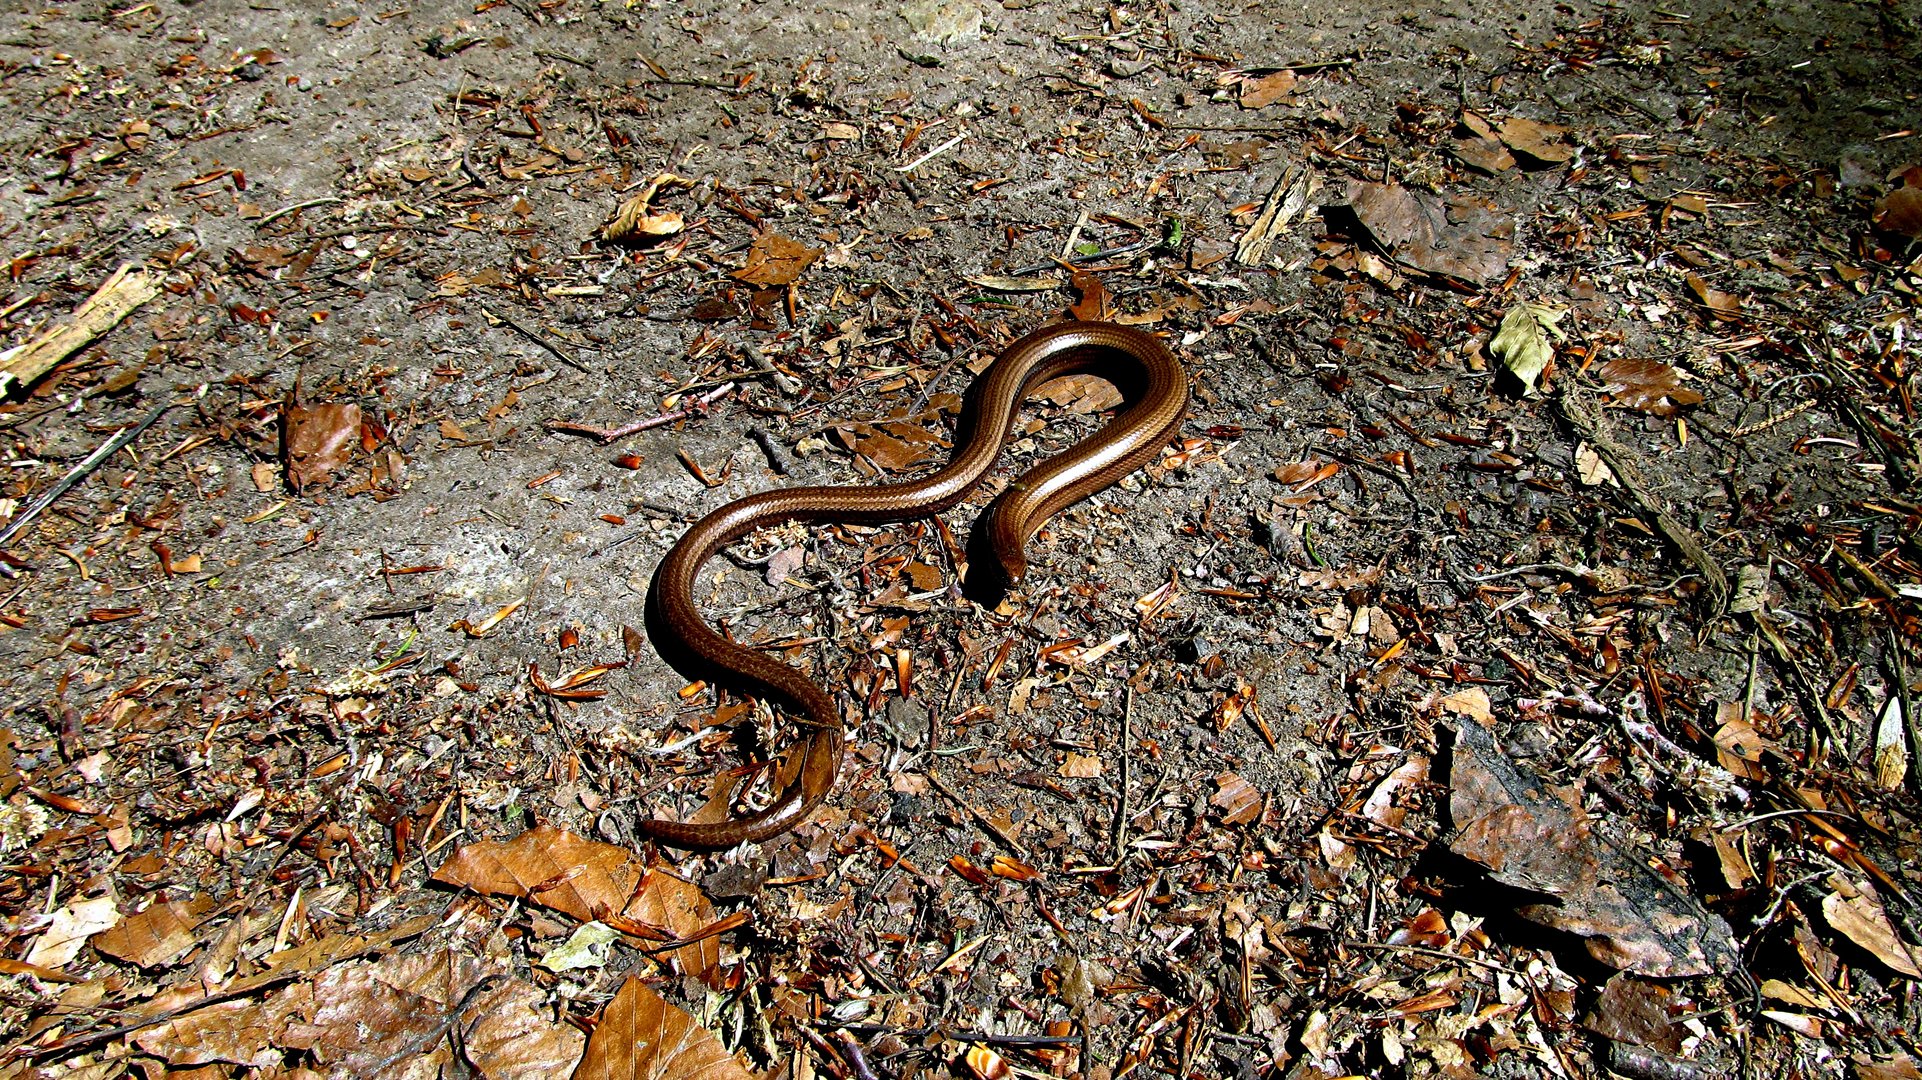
(1497, 116, 1575, 164)
(1361, 755, 1430, 828)
(1059, 752, 1102, 778)
(1034, 372, 1124, 414)
(1595, 358, 1705, 416)
(1447, 721, 1742, 977)
(431, 824, 644, 923)
(1343, 182, 1515, 286)
(1823, 888, 1922, 978)
(25, 895, 118, 968)
(902, 560, 943, 591)
(1684, 273, 1742, 319)
(1068, 270, 1112, 321)
(1583, 974, 1681, 1053)
(731, 231, 822, 287)
(1873, 182, 1922, 240)
(1237, 70, 1297, 109)
(1210, 773, 1262, 825)
(282, 402, 361, 492)
(621, 869, 723, 987)
(92, 898, 207, 969)
(573, 976, 754, 1080)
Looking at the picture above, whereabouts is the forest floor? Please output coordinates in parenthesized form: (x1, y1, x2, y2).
(1, 0, 1921, 1077)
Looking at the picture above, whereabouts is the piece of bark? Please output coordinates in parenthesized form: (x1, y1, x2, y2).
(0, 262, 162, 396)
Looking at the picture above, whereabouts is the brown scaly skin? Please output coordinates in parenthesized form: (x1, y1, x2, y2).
(638, 322, 1189, 848)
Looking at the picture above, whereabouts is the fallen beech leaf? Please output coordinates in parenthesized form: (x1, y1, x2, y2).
(621, 868, 724, 987)
(432, 824, 644, 923)
(1583, 974, 1681, 1054)
(1497, 116, 1575, 164)
(282, 402, 360, 491)
(1595, 358, 1704, 416)
(1575, 442, 1615, 486)
(1684, 273, 1742, 319)
(1211, 773, 1262, 825)
(1447, 721, 1742, 977)
(1488, 302, 1566, 394)
(573, 976, 754, 1080)
(92, 898, 207, 968)
(1068, 270, 1112, 321)
(1059, 752, 1102, 778)
(1823, 888, 1922, 978)
(1437, 686, 1492, 725)
(1035, 372, 1123, 414)
(1873, 183, 1922, 240)
(1361, 755, 1429, 828)
(25, 895, 119, 967)
(1237, 69, 1297, 109)
(731, 231, 822, 287)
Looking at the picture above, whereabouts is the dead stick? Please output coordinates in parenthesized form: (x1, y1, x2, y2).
(1557, 385, 1729, 614)
(481, 303, 591, 373)
(0, 402, 172, 550)
(924, 769, 1025, 855)
(544, 382, 736, 443)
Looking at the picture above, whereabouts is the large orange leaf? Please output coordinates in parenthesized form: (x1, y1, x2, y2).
(572, 977, 753, 1080)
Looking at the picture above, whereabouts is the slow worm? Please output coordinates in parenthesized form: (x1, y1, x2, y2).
(638, 321, 1188, 848)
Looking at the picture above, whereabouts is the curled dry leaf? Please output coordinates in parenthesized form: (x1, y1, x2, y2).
(573, 976, 754, 1080)
(1873, 169, 1922, 240)
(1447, 721, 1742, 977)
(731, 231, 822, 287)
(601, 172, 694, 244)
(282, 402, 361, 491)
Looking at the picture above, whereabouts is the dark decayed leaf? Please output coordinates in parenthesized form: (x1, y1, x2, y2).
(1342, 182, 1515, 285)
(1446, 720, 1742, 977)
(1595, 358, 1705, 416)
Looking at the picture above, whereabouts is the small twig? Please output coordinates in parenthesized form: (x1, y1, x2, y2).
(256, 196, 342, 228)
(749, 428, 789, 475)
(481, 303, 591, 373)
(1343, 939, 1527, 976)
(544, 382, 736, 444)
(0, 401, 172, 550)
(923, 769, 1025, 855)
(892, 131, 967, 173)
